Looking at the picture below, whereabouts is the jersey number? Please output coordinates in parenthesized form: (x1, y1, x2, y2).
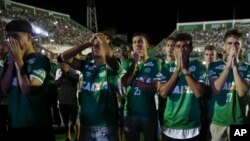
(134, 87, 141, 95)
(226, 92, 232, 102)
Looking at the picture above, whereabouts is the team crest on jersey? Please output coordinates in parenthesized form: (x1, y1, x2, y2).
(144, 67, 151, 73)
(99, 71, 106, 77)
(170, 67, 176, 72)
(189, 66, 196, 72)
(144, 61, 154, 67)
(215, 65, 225, 70)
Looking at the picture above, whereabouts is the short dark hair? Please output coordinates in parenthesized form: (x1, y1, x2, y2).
(132, 32, 151, 44)
(224, 29, 243, 42)
(205, 45, 216, 51)
(175, 33, 193, 47)
(216, 52, 223, 59)
(166, 36, 176, 42)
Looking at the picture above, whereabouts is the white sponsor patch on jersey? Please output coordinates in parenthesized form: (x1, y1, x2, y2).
(33, 69, 46, 78)
(215, 65, 225, 70)
(173, 85, 193, 94)
(82, 81, 108, 92)
(144, 61, 154, 67)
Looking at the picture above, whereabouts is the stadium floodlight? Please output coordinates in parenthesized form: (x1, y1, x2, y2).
(32, 24, 49, 36)
(41, 49, 45, 54)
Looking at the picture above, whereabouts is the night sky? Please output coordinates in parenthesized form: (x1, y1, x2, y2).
(12, 0, 250, 44)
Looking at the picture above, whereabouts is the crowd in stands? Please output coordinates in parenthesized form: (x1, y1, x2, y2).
(0, 7, 91, 46)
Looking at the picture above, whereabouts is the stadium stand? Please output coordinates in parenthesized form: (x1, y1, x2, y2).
(0, 0, 92, 55)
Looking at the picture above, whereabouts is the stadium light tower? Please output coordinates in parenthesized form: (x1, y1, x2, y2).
(87, 0, 98, 32)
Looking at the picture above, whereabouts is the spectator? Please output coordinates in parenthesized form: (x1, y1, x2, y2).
(56, 63, 79, 141)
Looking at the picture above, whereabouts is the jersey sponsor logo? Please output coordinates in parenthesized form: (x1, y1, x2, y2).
(173, 85, 193, 94)
(215, 64, 225, 70)
(238, 66, 247, 71)
(208, 70, 216, 77)
(82, 81, 108, 92)
(223, 82, 235, 90)
(189, 66, 196, 72)
(85, 71, 92, 77)
(85, 64, 95, 70)
(144, 61, 154, 67)
(33, 69, 46, 78)
(136, 77, 153, 83)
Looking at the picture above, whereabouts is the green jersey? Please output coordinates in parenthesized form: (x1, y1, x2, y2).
(160, 61, 176, 83)
(123, 58, 161, 117)
(208, 61, 250, 126)
(8, 53, 50, 128)
(163, 60, 206, 129)
(79, 59, 122, 126)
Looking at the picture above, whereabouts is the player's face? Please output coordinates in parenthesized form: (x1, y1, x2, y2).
(6, 31, 30, 51)
(224, 36, 242, 56)
(165, 39, 175, 56)
(132, 35, 148, 57)
(174, 40, 192, 57)
(204, 50, 216, 63)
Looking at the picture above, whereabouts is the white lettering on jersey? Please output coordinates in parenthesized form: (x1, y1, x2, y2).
(82, 81, 108, 92)
(215, 65, 225, 70)
(173, 85, 193, 94)
(223, 82, 235, 90)
(144, 61, 154, 67)
(33, 69, 46, 78)
(238, 66, 247, 71)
